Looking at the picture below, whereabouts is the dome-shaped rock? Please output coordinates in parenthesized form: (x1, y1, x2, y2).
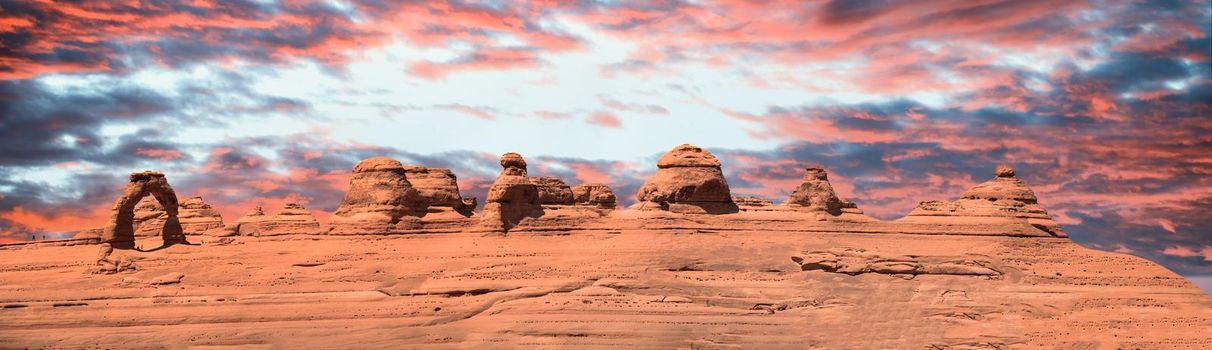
(634, 144, 736, 213)
(330, 157, 429, 233)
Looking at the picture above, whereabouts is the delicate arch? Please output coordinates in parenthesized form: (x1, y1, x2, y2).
(101, 171, 185, 249)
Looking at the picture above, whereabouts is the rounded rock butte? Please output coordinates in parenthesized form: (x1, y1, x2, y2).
(634, 144, 737, 214)
(330, 157, 429, 233)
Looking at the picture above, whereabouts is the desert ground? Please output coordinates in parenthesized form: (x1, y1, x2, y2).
(2, 216, 1211, 349)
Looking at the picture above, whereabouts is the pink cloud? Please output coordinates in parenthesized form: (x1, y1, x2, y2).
(586, 111, 622, 128)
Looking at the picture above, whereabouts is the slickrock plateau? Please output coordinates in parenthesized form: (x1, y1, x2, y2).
(1, 145, 1210, 349)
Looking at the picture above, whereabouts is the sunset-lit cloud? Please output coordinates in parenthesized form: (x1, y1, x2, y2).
(0, 1, 1209, 287)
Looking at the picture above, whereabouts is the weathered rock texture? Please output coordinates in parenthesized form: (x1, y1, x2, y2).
(633, 144, 738, 214)
(785, 166, 864, 215)
(403, 165, 473, 216)
(178, 197, 224, 235)
(101, 171, 185, 249)
(793, 248, 1001, 278)
(131, 198, 167, 237)
(226, 204, 322, 236)
(330, 157, 429, 234)
(733, 196, 774, 207)
(481, 152, 542, 230)
(532, 176, 575, 205)
(5, 217, 1210, 348)
(571, 183, 617, 208)
(901, 165, 1067, 237)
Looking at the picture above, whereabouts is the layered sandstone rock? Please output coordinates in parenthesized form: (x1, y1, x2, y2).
(481, 152, 542, 230)
(131, 197, 225, 236)
(227, 204, 323, 236)
(532, 176, 575, 205)
(571, 183, 617, 208)
(101, 171, 185, 249)
(733, 196, 774, 207)
(633, 144, 737, 213)
(901, 165, 1066, 237)
(178, 197, 225, 235)
(132, 198, 168, 237)
(402, 165, 473, 216)
(785, 166, 863, 215)
(330, 157, 429, 234)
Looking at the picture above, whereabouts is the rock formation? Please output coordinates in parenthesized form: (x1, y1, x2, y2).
(403, 165, 474, 216)
(732, 196, 774, 207)
(633, 144, 737, 214)
(532, 176, 575, 205)
(902, 165, 1066, 237)
(785, 166, 863, 215)
(792, 248, 1002, 278)
(131, 198, 167, 237)
(571, 183, 617, 208)
(177, 197, 225, 235)
(130, 196, 224, 236)
(481, 152, 542, 230)
(226, 203, 323, 236)
(329, 157, 429, 234)
(101, 171, 186, 249)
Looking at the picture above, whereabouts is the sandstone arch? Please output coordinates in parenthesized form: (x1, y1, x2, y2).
(101, 171, 186, 249)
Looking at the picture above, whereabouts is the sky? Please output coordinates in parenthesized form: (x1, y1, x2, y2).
(0, 1, 1209, 292)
